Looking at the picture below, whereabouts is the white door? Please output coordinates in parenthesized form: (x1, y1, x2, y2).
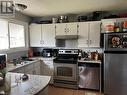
(29, 24, 42, 47)
(55, 23, 66, 36)
(89, 21, 101, 47)
(78, 22, 89, 47)
(42, 24, 56, 47)
(66, 23, 78, 35)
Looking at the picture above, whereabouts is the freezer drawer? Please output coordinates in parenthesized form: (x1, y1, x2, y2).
(104, 53, 127, 95)
(78, 64, 100, 90)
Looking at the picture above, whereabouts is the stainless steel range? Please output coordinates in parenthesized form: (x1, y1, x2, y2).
(53, 49, 79, 89)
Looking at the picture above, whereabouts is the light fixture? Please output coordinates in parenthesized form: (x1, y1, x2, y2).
(13, 3, 27, 11)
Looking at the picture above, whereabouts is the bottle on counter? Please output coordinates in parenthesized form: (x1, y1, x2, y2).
(28, 48, 33, 57)
(78, 50, 82, 60)
(87, 50, 92, 60)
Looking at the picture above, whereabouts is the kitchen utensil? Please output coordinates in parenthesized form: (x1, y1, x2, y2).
(22, 74, 29, 81)
(59, 16, 68, 23)
(52, 17, 58, 23)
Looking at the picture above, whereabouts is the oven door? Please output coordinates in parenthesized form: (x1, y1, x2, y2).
(54, 63, 77, 81)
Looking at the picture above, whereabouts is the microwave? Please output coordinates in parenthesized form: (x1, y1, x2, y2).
(0, 54, 6, 70)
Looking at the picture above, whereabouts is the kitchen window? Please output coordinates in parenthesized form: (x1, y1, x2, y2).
(0, 20, 9, 50)
(9, 23, 25, 48)
(0, 19, 26, 51)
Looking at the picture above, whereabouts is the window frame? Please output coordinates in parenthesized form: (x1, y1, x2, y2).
(0, 19, 28, 53)
(9, 22, 26, 49)
(0, 19, 9, 50)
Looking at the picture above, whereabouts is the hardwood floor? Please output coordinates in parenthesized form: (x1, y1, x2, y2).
(48, 85, 103, 95)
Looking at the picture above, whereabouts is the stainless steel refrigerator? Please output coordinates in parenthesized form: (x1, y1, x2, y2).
(104, 33, 127, 95)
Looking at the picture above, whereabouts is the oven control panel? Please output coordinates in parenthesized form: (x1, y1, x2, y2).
(58, 49, 79, 54)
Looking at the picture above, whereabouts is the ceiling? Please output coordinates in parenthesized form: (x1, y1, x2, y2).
(13, 0, 127, 17)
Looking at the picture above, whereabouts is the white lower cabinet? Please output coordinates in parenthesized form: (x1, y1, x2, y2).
(13, 67, 25, 73)
(25, 70, 34, 75)
(12, 58, 54, 84)
(34, 61, 41, 75)
(42, 60, 54, 84)
(12, 61, 41, 75)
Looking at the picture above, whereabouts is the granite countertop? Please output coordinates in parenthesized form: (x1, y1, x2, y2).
(2, 73, 51, 95)
(78, 58, 101, 64)
(30, 57, 55, 61)
(6, 59, 40, 72)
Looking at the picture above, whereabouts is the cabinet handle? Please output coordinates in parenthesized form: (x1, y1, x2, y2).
(86, 40, 89, 44)
(40, 40, 42, 44)
(68, 28, 69, 32)
(65, 28, 66, 32)
(89, 40, 92, 44)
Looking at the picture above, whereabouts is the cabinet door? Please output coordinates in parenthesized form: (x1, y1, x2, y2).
(34, 61, 41, 75)
(55, 23, 66, 36)
(42, 60, 54, 84)
(42, 24, 56, 47)
(24, 63, 34, 74)
(29, 24, 42, 47)
(66, 23, 78, 35)
(89, 21, 101, 47)
(78, 22, 89, 47)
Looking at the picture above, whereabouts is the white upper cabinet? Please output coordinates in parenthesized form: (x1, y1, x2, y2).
(42, 24, 56, 47)
(30, 24, 42, 47)
(29, 24, 56, 47)
(55, 23, 78, 36)
(78, 21, 101, 47)
(66, 23, 78, 35)
(78, 22, 89, 47)
(89, 21, 101, 47)
(55, 23, 66, 36)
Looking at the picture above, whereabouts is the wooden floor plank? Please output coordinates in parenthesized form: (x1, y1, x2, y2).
(48, 85, 103, 95)
(73, 90, 85, 95)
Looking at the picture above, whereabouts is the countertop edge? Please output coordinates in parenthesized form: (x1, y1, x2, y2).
(6, 60, 40, 72)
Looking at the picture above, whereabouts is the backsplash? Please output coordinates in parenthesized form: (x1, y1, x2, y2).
(56, 39, 77, 48)
(7, 50, 28, 61)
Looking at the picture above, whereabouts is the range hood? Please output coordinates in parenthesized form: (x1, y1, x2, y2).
(55, 35, 78, 39)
